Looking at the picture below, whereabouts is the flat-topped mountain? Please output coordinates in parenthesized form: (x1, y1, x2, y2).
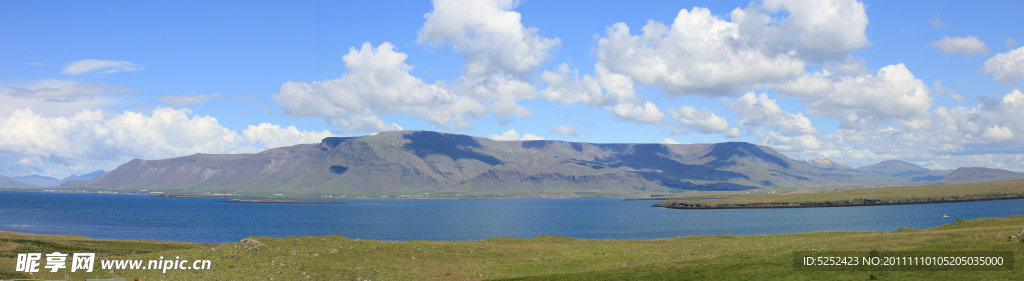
(59, 130, 1024, 196)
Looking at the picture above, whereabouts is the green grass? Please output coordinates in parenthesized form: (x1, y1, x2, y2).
(656, 179, 1024, 208)
(2, 215, 1023, 280)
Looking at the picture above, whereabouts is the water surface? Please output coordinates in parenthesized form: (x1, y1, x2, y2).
(0, 191, 1021, 243)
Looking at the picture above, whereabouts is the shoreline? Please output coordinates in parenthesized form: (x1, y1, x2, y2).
(654, 193, 1024, 209)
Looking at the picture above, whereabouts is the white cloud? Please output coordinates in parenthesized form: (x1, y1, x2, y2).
(983, 46, 1024, 85)
(62, 59, 143, 75)
(597, 9, 802, 96)
(489, 129, 543, 141)
(158, 93, 253, 107)
(735, 0, 869, 62)
(1007, 37, 1017, 48)
(726, 127, 742, 138)
(550, 125, 579, 137)
(928, 18, 946, 28)
(276, 1, 565, 132)
(595, 0, 867, 96)
(931, 36, 990, 55)
(732, 92, 817, 136)
(243, 123, 333, 149)
(0, 107, 332, 177)
(774, 63, 932, 130)
(610, 102, 665, 124)
(540, 63, 666, 123)
(540, 64, 604, 105)
(761, 131, 821, 151)
(418, 0, 559, 78)
(667, 105, 729, 134)
(1, 79, 131, 100)
(273, 42, 485, 132)
(661, 138, 680, 145)
(0, 80, 132, 116)
(779, 88, 1024, 169)
(982, 125, 1014, 142)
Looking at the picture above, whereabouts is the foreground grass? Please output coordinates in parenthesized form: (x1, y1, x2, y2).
(655, 179, 1024, 209)
(1, 215, 1023, 280)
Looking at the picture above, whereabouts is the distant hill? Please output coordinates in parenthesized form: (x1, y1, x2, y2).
(14, 175, 62, 188)
(939, 167, 1024, 184)
(857, 160, 951, 182)
(60, 131, 1021, 197)
(7, 170, 106, 188)
(62, 170, 105, 183)
(0, 176, 42, 189)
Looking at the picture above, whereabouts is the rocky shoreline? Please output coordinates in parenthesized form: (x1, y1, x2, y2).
(653, 193, 1024, 209)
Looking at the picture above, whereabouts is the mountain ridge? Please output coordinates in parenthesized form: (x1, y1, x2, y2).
(56, 130, 1024, 196)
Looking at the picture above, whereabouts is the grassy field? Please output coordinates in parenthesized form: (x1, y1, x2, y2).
(655, 179, 1024, 209)
(1, 215, 1022, 280)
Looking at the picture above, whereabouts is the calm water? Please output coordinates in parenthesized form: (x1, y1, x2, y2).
(0, 191, 1022, 243)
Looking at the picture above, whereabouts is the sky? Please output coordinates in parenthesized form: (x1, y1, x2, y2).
(2, 0, 1024, 178)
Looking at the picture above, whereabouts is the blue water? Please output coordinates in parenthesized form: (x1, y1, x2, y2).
(0, 191, 1022, 243)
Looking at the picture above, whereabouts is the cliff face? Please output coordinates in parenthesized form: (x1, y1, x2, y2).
(61, 130, 1021, 196)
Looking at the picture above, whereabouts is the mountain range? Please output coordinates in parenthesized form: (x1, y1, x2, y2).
(47, 130, 1024, 197)
(0, 170, 105, 189)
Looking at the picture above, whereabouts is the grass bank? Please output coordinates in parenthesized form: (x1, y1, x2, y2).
(2, 215, 1023, 280)
(654, 179, 1024, 209)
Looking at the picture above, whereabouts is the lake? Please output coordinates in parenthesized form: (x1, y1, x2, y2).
(1, 191, 1022, 243)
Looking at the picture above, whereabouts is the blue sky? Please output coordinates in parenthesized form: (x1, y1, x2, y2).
(2, 0, 1023, 178)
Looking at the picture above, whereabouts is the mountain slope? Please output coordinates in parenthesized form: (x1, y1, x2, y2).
(62, 131, 1013, 196)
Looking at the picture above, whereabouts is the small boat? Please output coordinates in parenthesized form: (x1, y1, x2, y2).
(942, 214, 951, 218)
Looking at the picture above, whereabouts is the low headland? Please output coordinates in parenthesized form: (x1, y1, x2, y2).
(221, 199, 345, 204)
(654, 179, 1024, 209)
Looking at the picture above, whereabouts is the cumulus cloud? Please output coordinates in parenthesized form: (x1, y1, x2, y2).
(274, 42, 484, 132)
(1007, 37, 1017, 48)
(158, 93, 253, 107)
(931, 36, 990, 55)
(0, 107, 332, 177)
(276, 0, 564, 133)
(540, 63, 665, 123)
(242, 123, 333, 149)
(489, 129, 543, 141)
(761, 131, 821, 151)
(667, 105, 729, 134)
(732, 92, 817, 136)
(62, 59, 143, 75)
(610, 102, 665, 124)
(418, 0, 559, 78)
(661, 138, 680, 145)
(595, 0, 867, 95)
(550, 125, 579, 137)
(982, 125, 1014, 142)
(983, 46, 1024, 85)
(774, 63, 932, 130)
(781, 88, 1024, 169)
